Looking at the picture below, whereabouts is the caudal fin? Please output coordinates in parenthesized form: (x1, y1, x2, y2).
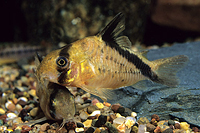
(151, 55, 189, 87)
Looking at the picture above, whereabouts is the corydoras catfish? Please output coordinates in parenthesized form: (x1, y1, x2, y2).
(35, 13, 188, 101)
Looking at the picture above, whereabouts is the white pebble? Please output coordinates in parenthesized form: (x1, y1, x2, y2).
(131, 112, 137, 118)
(75, 95, 84, 104)
(75, 127, 84, 132)
(7, 113, 17, 120)
(0, 125, 7, 131)
(89, 110, 101, 116)
(18, 97, 28, 102)
(138, 124, 147, 133)
(81, 93, 91, 98)
(79, 111, 88, 120)
(113, 117, 126, 125)
(126, 116, 136, 122)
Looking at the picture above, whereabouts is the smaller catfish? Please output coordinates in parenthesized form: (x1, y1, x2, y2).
(34, 54, 76, 128)
(35, 12, 188, 101)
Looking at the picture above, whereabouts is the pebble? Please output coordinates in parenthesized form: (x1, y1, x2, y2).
(125, 118, 135, 129)
(163, 128, 173, 133)
(6, 112, 17, 120)
(116, 113, 122, 118)
(28, 89, 36, 97)
(94, 115, 107, 127)
(154, 126, 161, 133)
(17, 97, 28, 106)
(113, 117, 126, 126)
(146, 123, 156, 132)
(30, 107, 39, 117)
(95, 102, 104, 109)
(85, 127, 95, 133)
(75, 127, 84, 132)
(5, 100, 16, 112)
(180, 122, 190, 131)
(77, 122, 84, 128)
(12, 117, 23, 124)
(132, 125, 138, 133)
(105, 122, 118, 132)
(81, 93, 91, 98)
(83, 119, 92, 127)
(40, 123, 50, 131)
(168, 120, 175, 126)
(15, 104, 23, 112)
(89, 110, 101, 116)
(138, 124, 147, 133)
(138, 117, 149, 124)
(192, 127, 199, 132)
(79, 111, 88, 120)
(91, 98, 100, 105)
(131, 112, 137, 118)
(75, 95, 84, 104)
(111, 104, 121, 113)
(174, 123, 181, 129)
(151, 114, 160, 122)
(103, 102, 111, 107)
(0, 108, 5, 115)
(117, 123, 126, 132)
(21, 125, 32, 132)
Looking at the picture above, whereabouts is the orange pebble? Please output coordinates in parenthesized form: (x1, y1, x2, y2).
(154, 126, 161, 133)
(103, 102, 111, 107)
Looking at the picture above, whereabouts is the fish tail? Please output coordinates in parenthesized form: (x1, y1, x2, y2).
(150, 55, 188, 87)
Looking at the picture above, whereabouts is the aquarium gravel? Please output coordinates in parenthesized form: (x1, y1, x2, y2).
(0, 63, 199, 133)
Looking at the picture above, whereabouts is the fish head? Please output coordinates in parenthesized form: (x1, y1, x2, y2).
(35, 47, 79, 87)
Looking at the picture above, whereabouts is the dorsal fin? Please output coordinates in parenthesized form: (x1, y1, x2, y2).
(116, 36, 132, 49)
(97, 12, 125, 44)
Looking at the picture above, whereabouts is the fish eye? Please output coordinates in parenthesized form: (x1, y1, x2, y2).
(56, 56, 68, 67)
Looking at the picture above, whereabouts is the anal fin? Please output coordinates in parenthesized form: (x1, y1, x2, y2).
(97, 88, 116, 101)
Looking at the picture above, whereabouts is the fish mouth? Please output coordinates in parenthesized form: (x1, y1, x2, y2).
(57, 68, 70, 84)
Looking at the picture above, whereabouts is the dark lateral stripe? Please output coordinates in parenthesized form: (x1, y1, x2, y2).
(106, 42, 155, 80)
(99, 13, 157, 80)
(59, 43, 72, 57)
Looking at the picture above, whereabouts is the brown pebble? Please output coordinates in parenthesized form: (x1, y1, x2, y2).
(111, 104, 121, 113)
(17, 99, 27, 106)
(40, 123, 50, 131)
(21, 125, 32, 133)
(65, 122, 76, 131)
(146, 123, 156, 132)
(169, 124, 174, 129)
(174, 123, 181, 129)
(151, 114, 160, 122)
(109, 114, 117, 123)
(154, 126, 161, 133)
(150, 118, 158, 126)
(7, 102, 16, 112)
(12, 98, 18, 104)
(192, 127, 199, 132)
